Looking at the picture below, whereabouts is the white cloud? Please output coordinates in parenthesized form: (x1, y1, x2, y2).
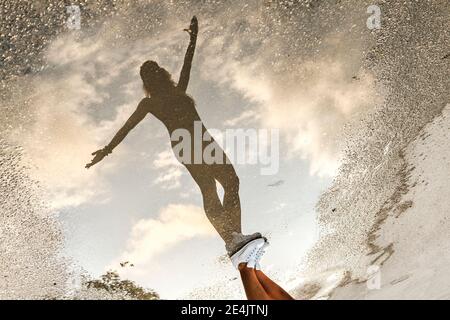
(9, 71, 112, 209)
(113, 204, 215, 277)
(224, 109, 261, 127)
(152, 149, 184, 190)
(202, 53, 378, 176)
(261, 59, 378, 176)
(198, 18, 380, 177)
(6, 30, 180, 209)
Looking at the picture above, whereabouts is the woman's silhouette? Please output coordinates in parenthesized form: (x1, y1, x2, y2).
(86, 16, 261, 255)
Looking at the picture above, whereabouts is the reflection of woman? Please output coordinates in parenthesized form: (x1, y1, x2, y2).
(85, 16, 262, 256)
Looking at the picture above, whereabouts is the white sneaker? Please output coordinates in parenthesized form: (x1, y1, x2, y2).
(247, 241, 269, 269)
(230, 238, 266, 269)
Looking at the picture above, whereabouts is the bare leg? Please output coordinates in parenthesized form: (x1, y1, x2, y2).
(199, 179, 232, 243)
(214, 164, 242, 237)
(238, 264, 273, 300)
(255, 270, 295, 300)
(186, 165, 237, 244)
(221, 184, 241, 233)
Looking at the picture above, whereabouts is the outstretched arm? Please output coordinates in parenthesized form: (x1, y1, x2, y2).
(85, 98, 151, 169)
(106, 99, 149, 152)
(177, 16, 198, 92)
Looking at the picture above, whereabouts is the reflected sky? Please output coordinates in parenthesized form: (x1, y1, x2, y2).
(1, 0, 380, 299)
(58, 63, 332, 298)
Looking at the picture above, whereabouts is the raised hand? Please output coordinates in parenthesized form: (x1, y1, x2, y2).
(183, 16, 198, 38)
(85, 148, 108, 169)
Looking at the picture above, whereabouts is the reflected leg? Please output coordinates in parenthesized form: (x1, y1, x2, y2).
(213, 163, 242, 242)
(186, 165, 232, 243)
